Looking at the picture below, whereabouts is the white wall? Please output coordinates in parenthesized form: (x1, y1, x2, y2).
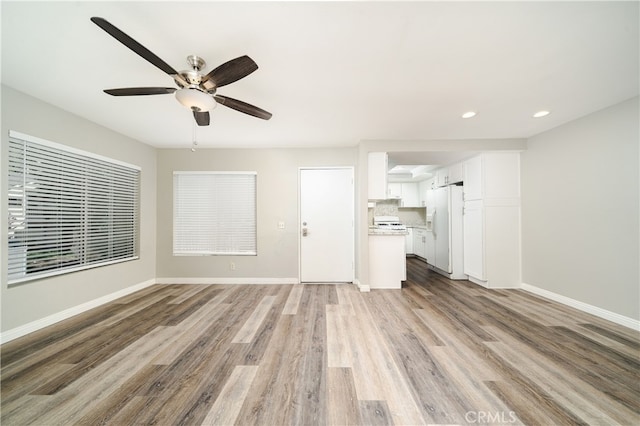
(155, 147, 357, 281)
(1, 85, 157, 333)
(521, 96, 639, 321)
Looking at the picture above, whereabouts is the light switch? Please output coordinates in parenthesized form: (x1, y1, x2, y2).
(278, 221, 285, 229)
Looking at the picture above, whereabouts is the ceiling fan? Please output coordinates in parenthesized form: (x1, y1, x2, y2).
(90, 17, 272, 126)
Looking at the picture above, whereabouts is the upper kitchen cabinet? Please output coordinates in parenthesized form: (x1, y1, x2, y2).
(448, 162, 463, 185)
(368, 152, 388, 200)
(400, 183, 419, 207)
(388, 182, 420, 207)
(463, 153, 520, 201)
(434, 169, 447, 187)
(418, 179, 431, 206)
(434, 162, 463, 187)
(387, 183, 402, 199)
(463, 155, 483, 200)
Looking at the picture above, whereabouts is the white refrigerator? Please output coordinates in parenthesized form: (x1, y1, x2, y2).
(427, 185, 466, 279)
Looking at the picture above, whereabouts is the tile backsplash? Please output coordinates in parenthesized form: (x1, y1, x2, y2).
(369, 200, 426, 226)
(372, 199, 399, 216)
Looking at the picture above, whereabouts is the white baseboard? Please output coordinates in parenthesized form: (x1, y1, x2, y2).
(468, 276, 489, 287)
(521, 282, 640, 331)
(155, 277, 299, 285)
(354, 279, 370, 292)
(0, 279, 156, 344)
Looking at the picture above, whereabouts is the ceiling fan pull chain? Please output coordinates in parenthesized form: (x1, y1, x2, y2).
(191, 120, 198, 152)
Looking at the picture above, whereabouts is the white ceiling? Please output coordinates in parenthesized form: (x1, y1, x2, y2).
(2, 1, 638, 149)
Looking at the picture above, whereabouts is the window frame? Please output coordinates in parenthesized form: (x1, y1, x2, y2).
(6, 130, 141, 285)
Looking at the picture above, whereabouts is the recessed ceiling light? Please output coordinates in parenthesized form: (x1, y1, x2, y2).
(462, 111, 477, 119)
(533, 110, 550, 118)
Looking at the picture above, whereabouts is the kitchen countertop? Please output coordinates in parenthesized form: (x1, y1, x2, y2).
(368, 227, 409, 236)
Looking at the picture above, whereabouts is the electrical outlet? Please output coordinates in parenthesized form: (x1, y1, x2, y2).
(278, 221, 285, 229)
(230, 262, 236, 271)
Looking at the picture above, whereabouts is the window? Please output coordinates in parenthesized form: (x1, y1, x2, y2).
(173, 172, 256, 255)
(7, 131, 140, 284)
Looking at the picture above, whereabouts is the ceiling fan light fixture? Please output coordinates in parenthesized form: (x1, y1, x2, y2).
(175, 88, 217, 112)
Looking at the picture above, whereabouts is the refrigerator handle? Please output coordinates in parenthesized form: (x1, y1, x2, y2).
(432, 210, 436, 238)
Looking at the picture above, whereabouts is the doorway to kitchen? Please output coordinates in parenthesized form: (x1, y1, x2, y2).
(299, 167, 354, 283)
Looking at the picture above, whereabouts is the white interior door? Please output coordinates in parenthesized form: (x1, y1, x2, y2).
(300, 168, 354, 283)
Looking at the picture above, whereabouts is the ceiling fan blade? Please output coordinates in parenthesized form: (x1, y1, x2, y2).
(214, 95, 272, 120)
(193, 111, 210, 126)
(91, 17, 178, 76)
(104, 87, 177, 96)
(202, 56, 258, 88)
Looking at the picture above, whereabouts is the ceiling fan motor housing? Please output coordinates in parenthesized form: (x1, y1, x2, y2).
(174, 56, 218, 111)
(177, 56, 212, 87)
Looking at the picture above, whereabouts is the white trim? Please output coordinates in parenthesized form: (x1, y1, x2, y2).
(173, 171, 257, 176)
(468, 275, 489, 287)
(354, 279, 370, 292)
(155, 277, 299, 285)
(0, 279, 156, 344)
(9, 130, 141, 170)
(521, 282, 640, 331)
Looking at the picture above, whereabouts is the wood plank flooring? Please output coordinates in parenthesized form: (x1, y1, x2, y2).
(2, 257, 639, 425)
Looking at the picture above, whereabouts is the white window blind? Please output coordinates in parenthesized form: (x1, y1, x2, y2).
(173, 172, 257, 255)
(7, 131, 140, 284)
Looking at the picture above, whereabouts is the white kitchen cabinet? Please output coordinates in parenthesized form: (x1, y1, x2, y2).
(368, 152, 388, 200)
(464, 201, 520, 288)
(463, 200, 485, 280)
(388, 182, 420, 207)
(483, 153, 520, 199)
(462, 152, 521, 288)
(369, 234, 406, 289)
(387, 183, 402, 199)
(448, 162, 463, 184)
(463, 152, 520, 201)
(413, 228, 426, 259)
(434, 162, 463, 187)
(405, 227, 414, 255)
(400, 183, 419, 207)
(418, 180, 430, 206)
(463, 155, 483, 200)
(434, 168, 449, 187)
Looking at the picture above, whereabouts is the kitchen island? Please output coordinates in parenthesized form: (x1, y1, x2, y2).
(368, 227, 407, 289)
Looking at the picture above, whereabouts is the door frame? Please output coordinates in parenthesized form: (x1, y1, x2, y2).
(298, 166, 355, 283)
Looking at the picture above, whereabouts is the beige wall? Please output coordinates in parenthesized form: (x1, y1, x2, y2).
(1, 85, 157, 332)
(155, 147, 357, 281)
(521, 96, 639, 320)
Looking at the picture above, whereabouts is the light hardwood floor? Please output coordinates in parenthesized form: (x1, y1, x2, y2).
(2, 258, 639, 425)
